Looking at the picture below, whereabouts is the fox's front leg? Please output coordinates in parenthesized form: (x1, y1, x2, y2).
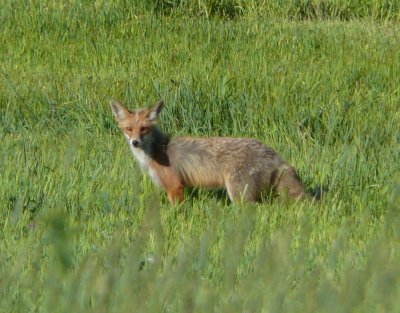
(166, 185, 185, 204)
(157, 167, 185, 204)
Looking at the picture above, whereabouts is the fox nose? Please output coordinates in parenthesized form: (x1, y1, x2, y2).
(131, 140, 139, 148)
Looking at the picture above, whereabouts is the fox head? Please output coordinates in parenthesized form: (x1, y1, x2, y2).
(110, 99, 164, 149)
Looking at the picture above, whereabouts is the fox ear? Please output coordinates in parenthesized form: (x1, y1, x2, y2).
(110, 100, 129, 121)
(147, 100, 164, 122)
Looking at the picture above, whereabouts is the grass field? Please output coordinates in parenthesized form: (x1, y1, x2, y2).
(1, 1, 400, 312)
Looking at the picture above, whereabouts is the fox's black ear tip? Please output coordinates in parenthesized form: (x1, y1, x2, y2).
(110, 99, 119, 106)
(110, 100, 125, 112)
(152, 100, 164, 110)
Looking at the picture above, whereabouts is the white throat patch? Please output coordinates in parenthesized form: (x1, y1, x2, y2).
(124, 133, 162, 187)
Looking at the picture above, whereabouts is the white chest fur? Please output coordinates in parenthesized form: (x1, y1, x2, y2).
(126, 137, 163, 187)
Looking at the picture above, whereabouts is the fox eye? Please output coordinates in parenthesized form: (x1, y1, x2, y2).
(125, 127, 133, 132)
(140, 126, 149, 132)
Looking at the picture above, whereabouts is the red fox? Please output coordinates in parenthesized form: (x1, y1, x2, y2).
(110, 99, 306, 204)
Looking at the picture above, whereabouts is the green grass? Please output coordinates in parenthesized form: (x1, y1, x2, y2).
(1, 1, 400, 312)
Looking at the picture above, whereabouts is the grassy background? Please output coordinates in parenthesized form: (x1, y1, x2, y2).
(1, 1, 400, 312)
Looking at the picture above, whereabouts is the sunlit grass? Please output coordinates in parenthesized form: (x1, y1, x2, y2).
(1, 1, 400, 312)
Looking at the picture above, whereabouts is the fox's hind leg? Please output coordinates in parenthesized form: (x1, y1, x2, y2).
(273, 165, 306, 199)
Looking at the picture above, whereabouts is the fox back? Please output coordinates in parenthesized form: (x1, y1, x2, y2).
(110, 100, 306, 204)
